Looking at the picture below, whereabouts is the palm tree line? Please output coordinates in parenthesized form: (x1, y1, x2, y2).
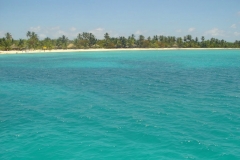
(0, 31, 240, 51)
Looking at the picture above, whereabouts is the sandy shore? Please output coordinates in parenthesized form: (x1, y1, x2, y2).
(0, 48, 239, 54)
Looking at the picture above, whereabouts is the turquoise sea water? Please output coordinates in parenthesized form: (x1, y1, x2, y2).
(1, 50, 240, 159)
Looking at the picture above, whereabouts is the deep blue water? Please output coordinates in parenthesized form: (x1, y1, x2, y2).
(1, 50, 240, 159)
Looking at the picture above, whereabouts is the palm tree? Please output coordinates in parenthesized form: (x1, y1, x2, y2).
(104, 33, 110, 48)
(147, 36, 151, 41)
(159, 35, 165, 42)
(2, 32, 13, 51)
(138, 35, 145, 47)
(176, 37, 183, 47)
(195, 37, 198, 43)
(119, 36, 127, 48)
(131, 34, 135, 40)
(59, 35, 68, 49)
(128, 34, 136, 48)
(153, 35, 158, 41)
(42, 37, 53, 50)
(89, 33, 97, 47)
(127, 35, 135, 48)
(104, 33, 110, 40)
(183, 36, 187, 42)
(26, 31, 39, 50)
(6, 32, 12, 40)
(18, 39, 25, 50)
(26, 31, 31, 38)
(187, 35, 192, 41)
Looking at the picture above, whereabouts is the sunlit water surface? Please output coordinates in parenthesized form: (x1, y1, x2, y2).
(1, 50, 240, 159)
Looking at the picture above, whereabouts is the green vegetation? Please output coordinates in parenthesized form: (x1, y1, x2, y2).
(0, 31, 240, 51)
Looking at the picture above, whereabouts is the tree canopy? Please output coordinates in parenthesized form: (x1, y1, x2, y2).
(0, 31, 239, 51)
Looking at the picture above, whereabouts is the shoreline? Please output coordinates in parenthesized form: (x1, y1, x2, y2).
(0, 48, 239, 54)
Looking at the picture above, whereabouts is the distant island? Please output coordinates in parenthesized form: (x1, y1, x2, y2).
(0, 31, 240, 51)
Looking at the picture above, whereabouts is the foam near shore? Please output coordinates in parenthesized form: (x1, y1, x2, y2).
(0, 48, 239, 54)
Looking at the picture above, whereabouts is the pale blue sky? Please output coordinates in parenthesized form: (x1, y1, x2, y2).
(1, 0, 240, 41)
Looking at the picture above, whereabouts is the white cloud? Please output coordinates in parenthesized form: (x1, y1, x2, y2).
(88, 28, 119, 38)
(205, 28, 225, 36)
(230, 24, 237, 29)
(188, 27, 195, 32)
(234, 32, 240, 36)
(29, 26, 77, 39)
(27, 26, 119, 39)
(135, 30, 142, 35)
(30, 26, 41, 32)
(28, 26, 79, 39)
(89, 28, 105, 38)
(176, 29, 182, 33)
(134, 30, 150, 37)
(70, 27, 76, 31)
(95, 28, 104, 31)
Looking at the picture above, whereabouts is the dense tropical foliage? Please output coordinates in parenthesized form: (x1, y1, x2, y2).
(0, 31, 240, 51)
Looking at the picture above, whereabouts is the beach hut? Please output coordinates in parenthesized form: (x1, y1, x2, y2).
(172, 43, 178, 48)
(67, 43, 75, 49)
(11, 44, 19, 50)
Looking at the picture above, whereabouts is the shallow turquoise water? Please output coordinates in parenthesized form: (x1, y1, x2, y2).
(1, 50, 240, 159)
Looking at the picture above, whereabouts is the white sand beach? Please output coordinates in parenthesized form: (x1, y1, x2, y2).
(0, 48, 239, 54)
